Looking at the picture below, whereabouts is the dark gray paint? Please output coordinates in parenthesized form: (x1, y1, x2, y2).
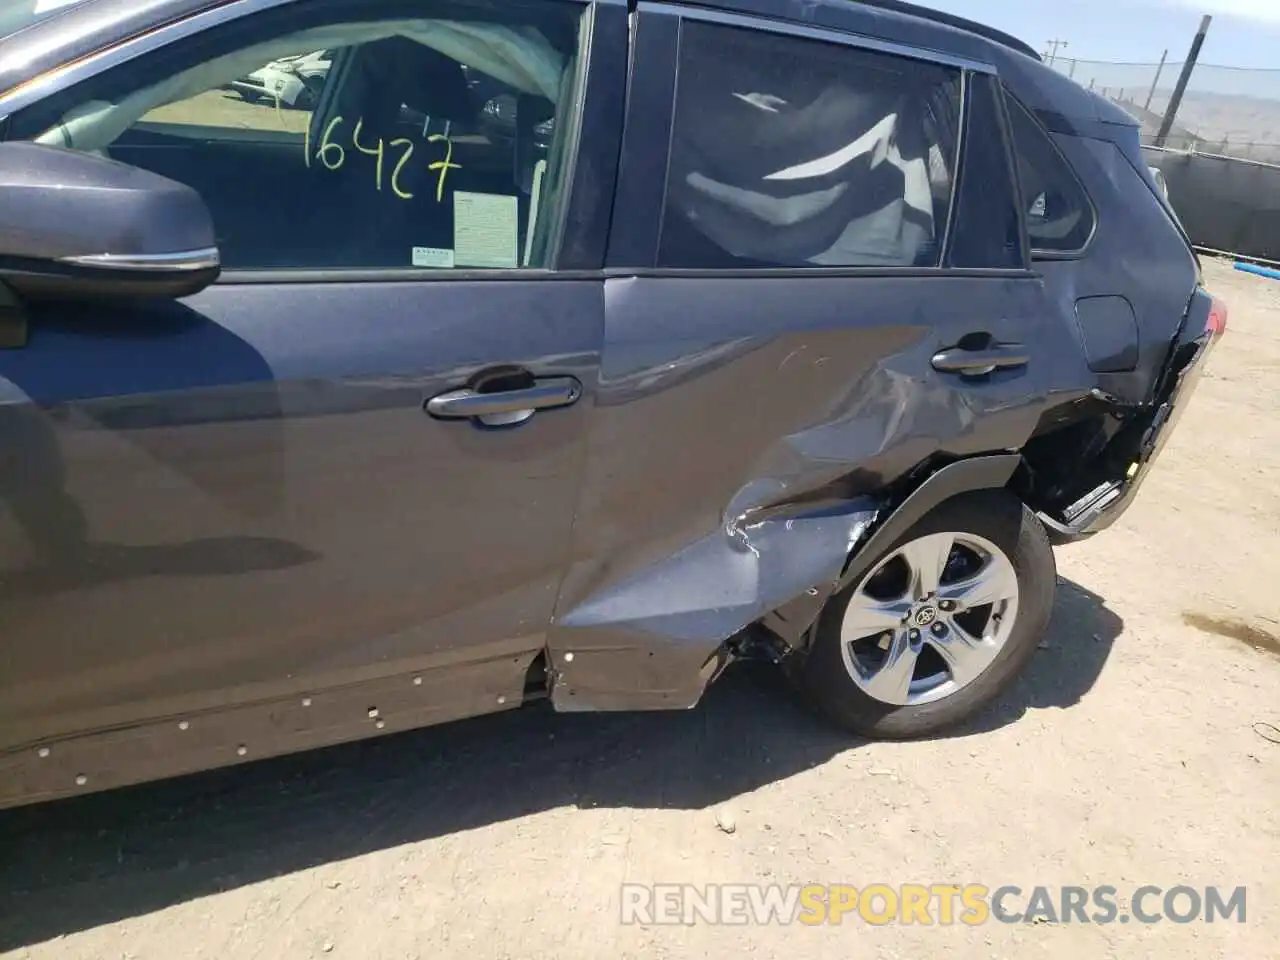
(1037, 133, 1198, 403)
(0, 142, 213, 261)
(0, 0, 628, 770)
(1074, 296, 1139, 373)
(0, 279, 601, 749)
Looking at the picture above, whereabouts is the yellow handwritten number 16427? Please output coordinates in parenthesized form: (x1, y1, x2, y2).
(303, 116, 462, 202)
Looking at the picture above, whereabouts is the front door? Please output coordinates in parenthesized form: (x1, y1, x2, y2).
(0, 0, 625, 767)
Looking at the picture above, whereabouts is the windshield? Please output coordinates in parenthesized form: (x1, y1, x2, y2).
(0, 0, 89, 40)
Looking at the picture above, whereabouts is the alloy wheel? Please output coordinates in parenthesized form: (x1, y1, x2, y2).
(838, 531, 1020, 706)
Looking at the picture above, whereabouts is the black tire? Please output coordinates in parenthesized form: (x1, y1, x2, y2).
(794, 490, 1056, 739)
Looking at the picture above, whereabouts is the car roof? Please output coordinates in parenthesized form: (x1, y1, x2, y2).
(0, 0, 1134, 130)
(692, 0, 1137, 129)
(707, 0, 1040, 59)
(0, 0, 220, 96)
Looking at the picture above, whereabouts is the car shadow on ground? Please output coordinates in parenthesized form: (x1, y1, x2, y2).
(0, 577, 1123, 950)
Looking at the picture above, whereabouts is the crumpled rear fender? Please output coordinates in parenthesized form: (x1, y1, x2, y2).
(758, 454, 1022, 647)
(549, 497, 879, 711)
(547, 441, 1023, 712)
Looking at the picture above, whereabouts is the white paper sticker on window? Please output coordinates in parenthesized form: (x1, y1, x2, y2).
(454, 192, 519, 269)
(412, 246, 455, 269)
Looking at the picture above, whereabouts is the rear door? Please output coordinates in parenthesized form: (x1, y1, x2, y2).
(546, 4, 1086, 709)
(0, 0, 627, 771)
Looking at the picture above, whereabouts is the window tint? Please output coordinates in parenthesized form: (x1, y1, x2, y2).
(1005, 95, 1095, 254)
(9, 1, 584, 270)
(658, 21, 962, 270)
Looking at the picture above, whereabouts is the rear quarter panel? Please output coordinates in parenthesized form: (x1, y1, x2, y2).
(1040, 132, 1201, 403)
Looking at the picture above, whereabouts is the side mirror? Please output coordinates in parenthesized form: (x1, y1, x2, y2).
(0, 142, 220, 304)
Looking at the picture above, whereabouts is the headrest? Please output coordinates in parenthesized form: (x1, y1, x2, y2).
(343, 36, 473, 137)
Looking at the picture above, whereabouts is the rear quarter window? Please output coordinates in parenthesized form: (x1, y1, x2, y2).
(1005, 94, 1095, 255)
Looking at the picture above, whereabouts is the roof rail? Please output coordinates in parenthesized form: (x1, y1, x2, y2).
(845, 0, 1041, 60)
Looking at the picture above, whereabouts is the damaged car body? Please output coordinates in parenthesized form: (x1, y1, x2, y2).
(0, 0, 1225, 807)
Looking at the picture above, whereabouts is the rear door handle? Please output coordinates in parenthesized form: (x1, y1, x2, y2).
(931, 342, 1029, 377)
(425, 376, 582, 424)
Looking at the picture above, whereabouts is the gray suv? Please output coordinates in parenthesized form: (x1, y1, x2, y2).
(0, 0, 1226, 808)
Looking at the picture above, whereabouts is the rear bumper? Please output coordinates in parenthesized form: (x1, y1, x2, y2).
(1039, 288, 1223, 544)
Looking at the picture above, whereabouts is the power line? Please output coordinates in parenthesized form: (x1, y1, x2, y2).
(1044, 38, 1069, 65)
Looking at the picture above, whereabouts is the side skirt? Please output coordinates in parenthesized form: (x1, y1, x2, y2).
(0, 652, 541, 810)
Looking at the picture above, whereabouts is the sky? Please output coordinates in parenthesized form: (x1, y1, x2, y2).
(921, 0, 1280, 67)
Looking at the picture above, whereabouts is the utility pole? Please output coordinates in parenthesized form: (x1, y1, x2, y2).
(1044, 38, 1069, 65)
(1156, 16, 1212, 147)
(1145, 49, 1169, 111)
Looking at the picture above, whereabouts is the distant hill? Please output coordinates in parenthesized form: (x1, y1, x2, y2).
(1108, 90, 1280, 163)
(1050, 59, 1280, 162)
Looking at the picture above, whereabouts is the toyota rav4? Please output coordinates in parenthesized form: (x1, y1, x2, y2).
(0, 0, 1225, 807)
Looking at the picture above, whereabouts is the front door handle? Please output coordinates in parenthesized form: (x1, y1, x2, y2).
(931, 342, 1029, 377)
(425, 376, 582, 424)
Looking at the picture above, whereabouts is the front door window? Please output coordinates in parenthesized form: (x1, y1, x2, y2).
(7, 1, 587, 270)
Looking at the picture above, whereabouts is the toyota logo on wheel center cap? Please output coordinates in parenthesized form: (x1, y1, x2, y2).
(913, 606, 938, 627)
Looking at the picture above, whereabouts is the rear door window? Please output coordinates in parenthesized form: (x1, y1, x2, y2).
(657, 20, 963, 270)
(1004, 94, 1096, 255)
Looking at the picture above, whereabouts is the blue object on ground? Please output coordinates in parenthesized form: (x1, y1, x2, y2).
(1234, 261, 1280, 281)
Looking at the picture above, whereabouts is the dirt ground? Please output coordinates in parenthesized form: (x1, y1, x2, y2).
(1, 258, 1277, 960)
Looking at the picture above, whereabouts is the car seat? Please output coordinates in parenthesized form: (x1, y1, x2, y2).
(314, 36, 477, 266)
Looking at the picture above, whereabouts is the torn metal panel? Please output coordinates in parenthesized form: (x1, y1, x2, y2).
(550, 499, 877, 710)
(1037, 287, 1223, 543)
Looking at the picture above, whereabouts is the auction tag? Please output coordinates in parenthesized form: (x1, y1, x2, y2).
(454, 192, 518, 269)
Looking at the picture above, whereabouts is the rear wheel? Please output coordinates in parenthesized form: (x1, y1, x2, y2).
(794, 490, 1055, 739)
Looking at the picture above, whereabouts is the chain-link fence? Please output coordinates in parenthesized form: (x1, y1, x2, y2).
(1049, 58, 1280, 164)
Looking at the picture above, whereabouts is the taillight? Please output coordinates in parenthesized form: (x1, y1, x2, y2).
(1206, 295, 1228, 337)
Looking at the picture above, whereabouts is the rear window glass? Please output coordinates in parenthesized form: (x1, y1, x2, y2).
(658, 20, 963, 270)
(1005, 95, 1095, 254)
